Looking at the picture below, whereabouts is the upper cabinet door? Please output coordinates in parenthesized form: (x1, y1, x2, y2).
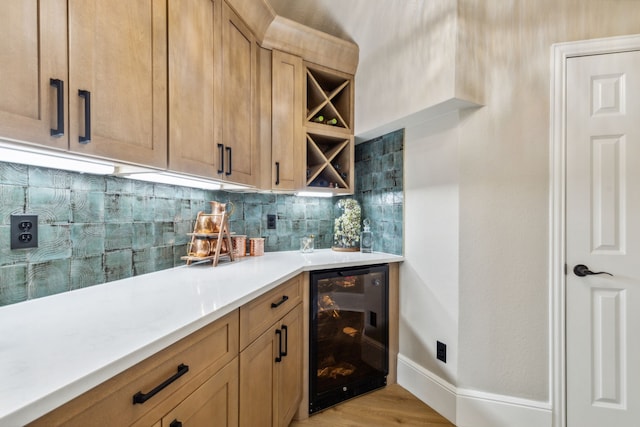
(168, 0, 222, 178)
(271, 50, 303, 191)
(68, 0, 167, 168)
(221, 1, 258, 186)
(0, 0, 68, 150)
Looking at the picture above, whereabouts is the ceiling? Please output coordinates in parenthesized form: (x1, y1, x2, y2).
(268, 0, 429, 67)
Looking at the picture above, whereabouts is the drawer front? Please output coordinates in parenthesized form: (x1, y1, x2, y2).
(239, 274, 302, 349)
(29, 310, 239, 427)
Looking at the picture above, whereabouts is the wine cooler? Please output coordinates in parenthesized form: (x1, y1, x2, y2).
(309, 264, 389, 414)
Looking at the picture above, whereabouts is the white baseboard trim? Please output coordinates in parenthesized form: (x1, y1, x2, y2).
(397, 354, 553, 427)
(397, 354, 458, 423)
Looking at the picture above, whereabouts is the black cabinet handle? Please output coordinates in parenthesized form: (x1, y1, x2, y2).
(275, 161, 280, 185)
(170, 420, 183, 427)
(225, 146, 232, 176)
(50, 79, 64, 137)
(281, 324, 288, 357)
(78, 89, 91, 143)
(217, 143, 224, 174)
(275, 329, 283, 363)
(270, 295, 289, 308)
(132, 364, 189, 404)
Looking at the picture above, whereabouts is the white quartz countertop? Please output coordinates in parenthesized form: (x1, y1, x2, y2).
(0, 249, 402, 426)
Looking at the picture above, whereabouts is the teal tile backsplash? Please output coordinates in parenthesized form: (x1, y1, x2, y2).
(0, 130, 403, 306)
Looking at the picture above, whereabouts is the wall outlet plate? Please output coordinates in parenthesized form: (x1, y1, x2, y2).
(437, 341, 447, 363)
(10, 214, 38, 249)
(267, 214, 276, 229)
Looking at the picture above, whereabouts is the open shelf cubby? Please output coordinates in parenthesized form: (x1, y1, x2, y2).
(304, 63, 354, 193)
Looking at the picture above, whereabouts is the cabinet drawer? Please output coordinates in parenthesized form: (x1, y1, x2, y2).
(29, 310, 239, 427)
(240, 274, 302, 349)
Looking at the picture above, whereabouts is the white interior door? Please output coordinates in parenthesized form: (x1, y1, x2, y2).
(566, 50, 640, 427)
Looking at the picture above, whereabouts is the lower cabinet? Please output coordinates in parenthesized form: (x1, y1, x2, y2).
(239, 304, 302, 427)
(28, 310, 239, 427)
(27, 275, 304, 427)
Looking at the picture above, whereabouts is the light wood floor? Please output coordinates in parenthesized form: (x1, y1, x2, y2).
(289, 384, 455, 427)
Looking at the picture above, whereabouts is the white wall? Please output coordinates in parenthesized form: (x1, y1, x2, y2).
(401, 110, 460, 384)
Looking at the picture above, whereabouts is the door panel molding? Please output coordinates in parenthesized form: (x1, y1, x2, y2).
(550, 33, 640, 427)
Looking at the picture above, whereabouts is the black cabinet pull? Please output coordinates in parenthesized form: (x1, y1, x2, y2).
(281, 324, 288, 357)
(78, 89, 91, 143)
(50, 78, 64, 137)
(270, 295, 289, 308)
(225, 146, 232, 176)
(170, 420, 183, 427)
(217, 143, 224, 174)
(275, 329, 283, 363)
(132, 363, 189, 405)
(275, 161, 280, 185)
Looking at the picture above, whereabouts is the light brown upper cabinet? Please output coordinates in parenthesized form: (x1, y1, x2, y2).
(0, 0, 167, 168)
(220, 1, 259, 186)
(168, 0, 222, 178)
(0, 0, 68, 150)
(270, 50, 304, 191)
(68, 0, 167, 168)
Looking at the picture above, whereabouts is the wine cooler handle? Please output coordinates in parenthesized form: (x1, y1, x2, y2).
(50, 79, 64, 137)
(217, 143, 224, 174)
(275, 329, 283, 363)
(132, 364, 189, 404)
(281, 324, 288, 357)
(78, 89, 91, 143)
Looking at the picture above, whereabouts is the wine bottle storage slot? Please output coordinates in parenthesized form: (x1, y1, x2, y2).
(306, 133, 351, 189)
(305, 69, 352, 131)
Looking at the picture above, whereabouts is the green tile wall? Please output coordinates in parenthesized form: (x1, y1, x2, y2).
(355, 129, 404, 255)
(0, 162, 333, 306)
(0, 129, 403, 306)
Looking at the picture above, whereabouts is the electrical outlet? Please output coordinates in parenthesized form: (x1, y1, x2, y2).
(436, 341, 447, 363)
(267, 214, 276, 229)
(11, 214, 38, 249)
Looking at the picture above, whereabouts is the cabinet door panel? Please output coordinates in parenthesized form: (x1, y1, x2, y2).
(162, 358, 239, 427)
(168, 0, 222, 177)
(0, 0, 67, 149)
(271, 50, 303, 190)
(68, 0, 167, 167)
(276, 304, 303, 427)
(239, 325, 276, 427)
(221, 2, 257, 185)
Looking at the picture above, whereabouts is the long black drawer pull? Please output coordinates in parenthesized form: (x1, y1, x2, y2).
(225, 146, 232, 176)
(281, 324, 288, 357)
(275, 161, 280, 185)
(132, 363, 189, 405)
(50, 78, 64, 137)
(170, 420, 183, 427)
(217, 143, 224, 174)
(78, 89, 91, 143)
(270, 295, 289, 308)
(275, 329, 283, 363)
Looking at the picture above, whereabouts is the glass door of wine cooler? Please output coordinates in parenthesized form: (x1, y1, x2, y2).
(309, 264, 389, 414)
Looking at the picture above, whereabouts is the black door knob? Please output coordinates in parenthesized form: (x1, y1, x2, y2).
(573, 264, 613, 277)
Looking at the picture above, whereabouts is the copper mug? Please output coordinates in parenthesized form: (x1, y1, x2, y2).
(191, 238, 211, 257)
